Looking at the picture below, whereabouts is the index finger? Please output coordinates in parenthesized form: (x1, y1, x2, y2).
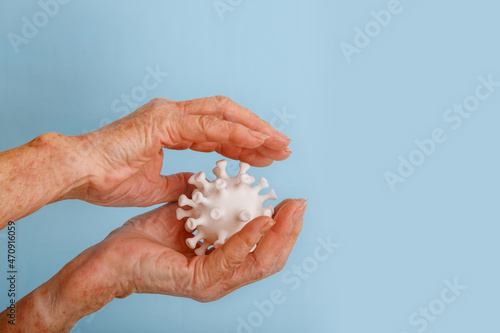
(177, 96, 291, 150)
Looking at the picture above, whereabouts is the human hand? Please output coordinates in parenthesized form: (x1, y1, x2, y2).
(65, 96, 291, 207)
(97, 197, 307, 302)
(4, 197, 307, 331)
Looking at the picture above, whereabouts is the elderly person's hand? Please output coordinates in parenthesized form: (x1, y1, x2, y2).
(1, 198, 306, 331)
(66, 96, 292, 207)
(0, 94, 301, 333)
(0, 96, 291, 223)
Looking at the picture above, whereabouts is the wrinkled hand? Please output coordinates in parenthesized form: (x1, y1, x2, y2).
(0, 198, 306, 332)
(67, 96, 291, 207)
(98, 198, 307, 302)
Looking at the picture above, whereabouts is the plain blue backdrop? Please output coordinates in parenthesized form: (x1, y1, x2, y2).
(1, 0, 499, 332)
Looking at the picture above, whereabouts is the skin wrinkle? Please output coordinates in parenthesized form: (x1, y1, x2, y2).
(0, 133, 85, 224)
(264, 201, 304, 270)
(275, 215, 304, 272)
(0, 96, 301, 331)
(197, 115, 215, 142)
(163, 112, 183, 147)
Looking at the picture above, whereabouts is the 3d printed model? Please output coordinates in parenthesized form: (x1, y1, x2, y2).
(176, 159, 277, 255)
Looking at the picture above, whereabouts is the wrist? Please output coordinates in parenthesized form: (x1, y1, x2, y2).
(38, 132, 92, 203)
(0, 132, 93, 223)
(27, 245, 120, 331)
(0, 244, 119, 332)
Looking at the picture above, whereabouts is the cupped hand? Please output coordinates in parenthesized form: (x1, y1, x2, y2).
(98, 198, 307, 302)
(67, 97, 291, 207)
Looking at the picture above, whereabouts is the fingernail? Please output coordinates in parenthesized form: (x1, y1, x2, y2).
(296, 199, 308, 217)
(261, 219, 276, 233)
(250, 130, 270, 140)
(277, 131, 291, 141)
(284, 148, 293, 154)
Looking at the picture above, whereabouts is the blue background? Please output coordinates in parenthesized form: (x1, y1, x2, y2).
(1, 0, 499, 332)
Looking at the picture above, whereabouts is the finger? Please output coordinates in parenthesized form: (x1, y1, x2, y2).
(274, 211, 305, 273)
(255, 145, 292, 161)
(185, 142, 287, 166)
(165, 141, 192, 150)
(155, 172, 196, 204)
(187, 142, 276, 167)
(203, 216, 275, 284)
(178, 96, 291, 149)
(171, 114, 269, 149)
(250, 199, 305, 273)
(210, 200, 306, 294)
(215, 144, 274, 167)
(189, 142, 218, 153)
(195, 200, 297, 289)
(273, 198, 295, 216)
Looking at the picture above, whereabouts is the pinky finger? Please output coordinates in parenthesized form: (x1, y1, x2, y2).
(190, 142, 218, 152)
(186, 142, 274, 166)
(273, 205, 307, 273)
(216, 144, 274, 167)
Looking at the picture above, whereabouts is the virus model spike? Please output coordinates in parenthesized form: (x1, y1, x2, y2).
(213, 160, 229, 179)
(254, 177, 269, 192)
(176, 159, 278, 255)
(237, 162, 251, 176)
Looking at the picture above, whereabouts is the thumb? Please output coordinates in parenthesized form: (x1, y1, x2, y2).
(150, 172, 195, 205)
(203, 216, 275, 284)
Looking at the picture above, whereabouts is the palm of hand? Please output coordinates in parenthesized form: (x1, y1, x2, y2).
(99, 199, 305, 303)
(85, 148, 186, 207)
(102, 204, 200, 296)
(102, 203, 240, 302)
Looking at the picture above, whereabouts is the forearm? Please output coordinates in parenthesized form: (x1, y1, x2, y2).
(0, 245, 119, 332)
(0, 133, 90, 226)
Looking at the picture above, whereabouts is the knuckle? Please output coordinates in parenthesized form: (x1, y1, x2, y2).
(234, 231, 255, 250)
(30, 132, 64, 147)
(196, 291, 223, 303)
(198, 115, 211, 131)
(149, 97, 169, 105)
(195, 290, 213, 303)
(212, 95, 232, 106)
(145, 98, 171, 117)
(199, 114, 217, 124)
(28, 132, 71, 156)
(291, 222, 304, 239)
(253, 266, 270, 280)
(218, 247, 236, 271)
(251, 259, 274, 280)
(274, 262, 286, 274)
(293, 227, 303, 239)
(174, 100, 191, 114)
(199, 115, 227, 132)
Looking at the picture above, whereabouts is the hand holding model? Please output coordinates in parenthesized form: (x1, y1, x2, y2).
(62, 96, 293, 207)
(0, 96, 307, 332)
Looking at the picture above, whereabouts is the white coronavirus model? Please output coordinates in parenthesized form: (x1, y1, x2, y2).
(176, 159, 277, 256)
